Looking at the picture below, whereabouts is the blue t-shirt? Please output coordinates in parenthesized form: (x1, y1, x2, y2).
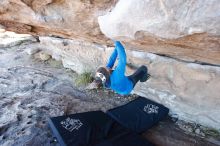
(105, 41, 133, 95)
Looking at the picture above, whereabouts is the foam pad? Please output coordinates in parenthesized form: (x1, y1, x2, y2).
(107, 96, 169, 133)
(96, 132, 154, 146)
(49, 111, 116, 146)
(48, 111, 154, 146)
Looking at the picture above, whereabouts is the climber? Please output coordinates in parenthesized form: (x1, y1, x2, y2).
(87, 41, 150, 95)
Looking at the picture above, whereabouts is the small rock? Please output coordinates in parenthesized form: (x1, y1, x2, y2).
(186, 126, 193, 133)
(170, 113, 179, 123)
(39, 52, 51, 61)
(200, 132, 205, 137)
(0, 28, 6, 32)
(195, 128, 201, 135)
(25, 47, 40, 55)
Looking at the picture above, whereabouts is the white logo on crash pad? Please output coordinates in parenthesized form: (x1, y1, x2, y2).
(144, 104, 159, 114)
(60, 117, 83, 132)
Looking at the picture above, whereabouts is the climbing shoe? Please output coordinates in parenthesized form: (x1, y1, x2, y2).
(140, 73, 151, 82)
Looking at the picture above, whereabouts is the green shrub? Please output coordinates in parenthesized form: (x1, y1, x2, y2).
(75, 72, 93, 86)
(203, 128, 220, 137)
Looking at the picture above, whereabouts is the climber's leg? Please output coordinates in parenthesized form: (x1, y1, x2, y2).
(128, 65, 150, 87)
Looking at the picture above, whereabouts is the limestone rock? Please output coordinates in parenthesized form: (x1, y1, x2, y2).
(195, 129, 201, 135)
(99, 0, 220, 39)
(38, 51, 51, 61)
(0, 0, 115, 44)
(0, 0, 220, 65)
(98, 0, 220, 65)
(38, 36, 106, 73)
(0, 30, 36, 48)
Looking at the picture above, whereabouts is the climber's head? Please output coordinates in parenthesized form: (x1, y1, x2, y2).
(94, 67, 111, 87)
(85, 67, 112, 90)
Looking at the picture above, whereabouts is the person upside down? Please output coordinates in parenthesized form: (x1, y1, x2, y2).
(88, 41, 150, 95)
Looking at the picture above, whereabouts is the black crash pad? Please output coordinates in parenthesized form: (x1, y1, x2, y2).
(107, 96, 169, 133)
(48, 111, 154, 146)
(49, 111, 115, 146)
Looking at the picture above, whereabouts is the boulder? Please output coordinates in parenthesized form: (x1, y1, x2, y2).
(0, 0, 219, 65)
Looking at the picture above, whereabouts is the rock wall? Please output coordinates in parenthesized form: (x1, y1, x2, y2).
(36, 36, 220, 130)
(0, 0, 220, 65)
(0, 0, 117, 43)
(98, 0, 220, 65)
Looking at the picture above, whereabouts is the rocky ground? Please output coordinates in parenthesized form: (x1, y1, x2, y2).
(0, 36, 220, 146)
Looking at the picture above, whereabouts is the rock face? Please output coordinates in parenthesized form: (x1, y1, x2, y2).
(0, 0, 220, 65)
(0, 0, 116, 43)
(37, 36, 220, 131)
(0, 28, 36, 48)
(98, 0, 220, 65)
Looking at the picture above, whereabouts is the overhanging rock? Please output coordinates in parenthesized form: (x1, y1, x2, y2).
(0, 0, 220, 65)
